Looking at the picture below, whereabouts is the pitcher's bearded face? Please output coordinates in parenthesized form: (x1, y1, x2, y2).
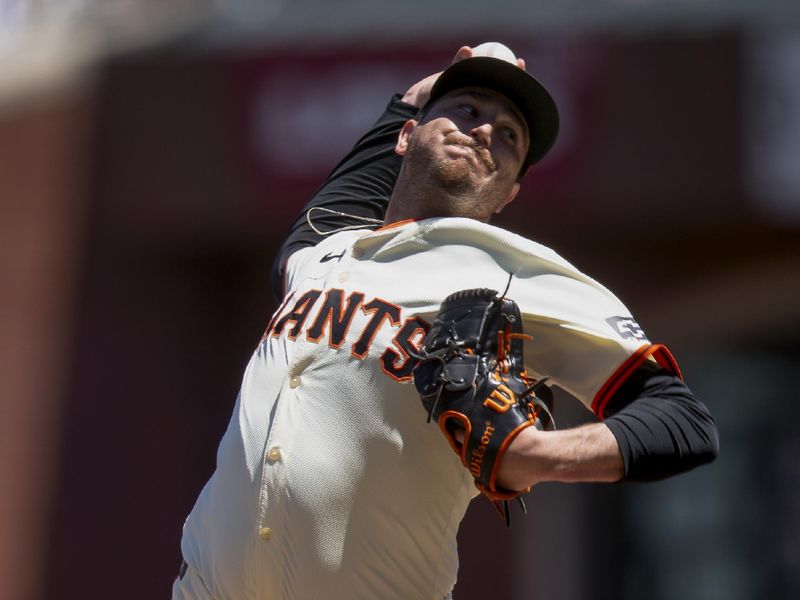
(402, 87, 529, 216)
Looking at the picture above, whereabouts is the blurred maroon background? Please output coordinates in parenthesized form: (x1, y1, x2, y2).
(1, 31, 798, 600)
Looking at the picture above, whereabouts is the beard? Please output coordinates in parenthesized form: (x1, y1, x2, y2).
(397, 127, 512, 222)
(405, 132, 487, 196)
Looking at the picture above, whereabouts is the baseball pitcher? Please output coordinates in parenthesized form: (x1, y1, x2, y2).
(172, 44, 718, 600)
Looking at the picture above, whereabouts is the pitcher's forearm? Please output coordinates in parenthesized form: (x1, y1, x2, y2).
(497, 423, 624, 491)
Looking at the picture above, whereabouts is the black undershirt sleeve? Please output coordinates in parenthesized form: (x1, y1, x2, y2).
(271, 94, 417, 299)
(602, 363, 720, 481)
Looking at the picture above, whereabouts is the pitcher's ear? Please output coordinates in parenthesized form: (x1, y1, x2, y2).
(395, 119, 418, 156)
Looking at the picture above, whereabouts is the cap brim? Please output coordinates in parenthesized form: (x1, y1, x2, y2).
(428, 57, 559, 168)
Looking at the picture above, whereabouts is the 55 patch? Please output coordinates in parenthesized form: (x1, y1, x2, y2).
(606, 316, 649, 341)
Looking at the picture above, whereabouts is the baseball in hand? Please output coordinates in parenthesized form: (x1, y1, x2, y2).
(471, 42, 517, 64)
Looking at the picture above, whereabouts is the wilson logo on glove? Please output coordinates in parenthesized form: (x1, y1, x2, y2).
(468, 423, 496, 478)
(485, 382, 516, 413)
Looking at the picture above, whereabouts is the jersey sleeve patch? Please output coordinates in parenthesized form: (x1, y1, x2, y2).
(605, 316, 649, 342)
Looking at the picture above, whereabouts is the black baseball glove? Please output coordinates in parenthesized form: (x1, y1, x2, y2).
(413, 288, 555, 525)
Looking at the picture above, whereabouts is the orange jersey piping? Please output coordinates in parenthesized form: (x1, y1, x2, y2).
(373, 218, 417, 233)
(591, 343, 682, 419)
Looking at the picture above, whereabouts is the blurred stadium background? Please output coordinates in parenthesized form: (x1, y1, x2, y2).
(1, 1, 799, 599)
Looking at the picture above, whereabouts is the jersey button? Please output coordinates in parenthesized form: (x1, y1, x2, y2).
(258, 527, 272, 540)
(267, 447, 282, 462)
(289, 376, 301, 388)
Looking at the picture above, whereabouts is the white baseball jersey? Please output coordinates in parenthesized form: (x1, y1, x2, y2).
(178, 216, 664, 600)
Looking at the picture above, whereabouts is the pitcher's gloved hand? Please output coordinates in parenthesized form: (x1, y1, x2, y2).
(413, 288, 555, 525)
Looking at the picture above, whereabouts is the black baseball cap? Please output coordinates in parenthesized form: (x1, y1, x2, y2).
(426, 56, 560, 170)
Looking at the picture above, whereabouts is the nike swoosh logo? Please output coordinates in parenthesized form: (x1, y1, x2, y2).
(320, 250, 345, 263)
